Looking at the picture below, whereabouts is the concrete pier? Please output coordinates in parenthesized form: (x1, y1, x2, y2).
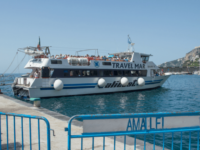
(0, 94, 165, 150)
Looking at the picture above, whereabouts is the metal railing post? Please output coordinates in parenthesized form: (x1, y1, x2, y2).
(38, 119, 40, 150)
(29, 118, 32, 150)
(198, 131, 199, 150)
(42, 117, 51, 150)
(0, 115, 1, 150)
(21, 117, 24, 150)
(13, 116, 16, 150)
(6, 115, 9, 150)
(67, 120, 72, 150)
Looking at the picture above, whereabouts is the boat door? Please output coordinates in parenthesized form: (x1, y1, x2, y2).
(150, 69, 156, 80)
(41, 67, 50, 87)
(41, 67, 50, 78)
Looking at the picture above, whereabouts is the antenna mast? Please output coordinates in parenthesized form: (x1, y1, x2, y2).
(127, 35, 135, 52)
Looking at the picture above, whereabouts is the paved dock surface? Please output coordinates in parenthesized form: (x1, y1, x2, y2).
(0, 94, 165, 150)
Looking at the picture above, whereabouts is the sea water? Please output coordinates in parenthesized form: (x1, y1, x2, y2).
(1, 74, 200, 149)
(40, 75, 200, 116)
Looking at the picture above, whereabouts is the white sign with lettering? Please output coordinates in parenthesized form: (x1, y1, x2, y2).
(83, 116, 200, 133)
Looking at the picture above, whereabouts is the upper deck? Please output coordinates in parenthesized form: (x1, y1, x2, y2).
(24, 51, 158, 70)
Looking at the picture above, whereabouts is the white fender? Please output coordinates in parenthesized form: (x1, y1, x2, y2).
(121, 77, 129, 86)
(98, 78, 106, 87)
(138, 77, 145, 86)
(54, 79, 63, 91)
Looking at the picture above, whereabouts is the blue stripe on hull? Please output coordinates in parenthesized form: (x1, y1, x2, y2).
(41, 86, 95, 90)
(145, 79, 163, 85)
(64, 83, 97, 86)
(145, 82, 161, 85)
(42, 79, 164, 90)
(40, 88, 54, 90)
(51, 83, 97, 87)
(145, 79, 163, 83)
(63, 86, 95, 89)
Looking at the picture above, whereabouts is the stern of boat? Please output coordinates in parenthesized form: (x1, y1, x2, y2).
(12, 77, 35, 98)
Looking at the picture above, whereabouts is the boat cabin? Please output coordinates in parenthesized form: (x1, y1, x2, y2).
(22, 46, 159, 80)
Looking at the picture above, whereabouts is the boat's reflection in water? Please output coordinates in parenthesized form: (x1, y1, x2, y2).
(40, 87, 171, 117)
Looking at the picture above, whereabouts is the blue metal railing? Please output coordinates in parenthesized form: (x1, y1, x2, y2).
(66, 111, 200, 150)
(0, 112, 51, 150)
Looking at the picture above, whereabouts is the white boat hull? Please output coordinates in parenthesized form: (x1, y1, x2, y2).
(13, 75, 170, 98)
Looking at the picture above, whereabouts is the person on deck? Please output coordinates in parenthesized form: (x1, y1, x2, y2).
(102, 56, 106, 60)
(155, 72, 159, 76)
(34, 69, 40, 78)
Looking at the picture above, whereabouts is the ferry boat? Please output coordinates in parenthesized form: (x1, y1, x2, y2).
(12, 42, 170, 98)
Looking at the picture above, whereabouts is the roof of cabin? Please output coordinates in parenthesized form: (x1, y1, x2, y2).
(139, 53, 153, 57)
(109, 52, 152, 57)
(109, 52, 133, 55)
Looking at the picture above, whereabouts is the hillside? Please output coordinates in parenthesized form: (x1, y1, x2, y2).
(182, 57, 200, 67)
(158, 57, 185, 67)
(158, 46, 200, 67)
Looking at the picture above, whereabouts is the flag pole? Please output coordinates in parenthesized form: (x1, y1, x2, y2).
(37, 36, 41, 50)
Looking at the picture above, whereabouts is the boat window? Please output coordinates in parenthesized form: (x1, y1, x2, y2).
(58, 60, 62, 64)
(102, 62, 111, 66)
(123, 70, 131, 76)
(82, 70, 90, 76)
(64, 70, 69, 77)
(104, 70, 113, 76)
(131, 70, 138, 76)
(51, 60, 62, 64)
(51, 69, 147, 77)
(138, 70, 147, 76)
(141, 56, 149, 63)
(51, 60, 57, 64)
(99, 70, 104, 76)
(90, 70, 97, 76)
(50, 69, 54, 77)
(114, 70, 122, 76)
(82, 70, 97, 76)
(70, 70, 81, 77)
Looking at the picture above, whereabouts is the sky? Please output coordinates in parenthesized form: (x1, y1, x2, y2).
(0, 0, 200, 73)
